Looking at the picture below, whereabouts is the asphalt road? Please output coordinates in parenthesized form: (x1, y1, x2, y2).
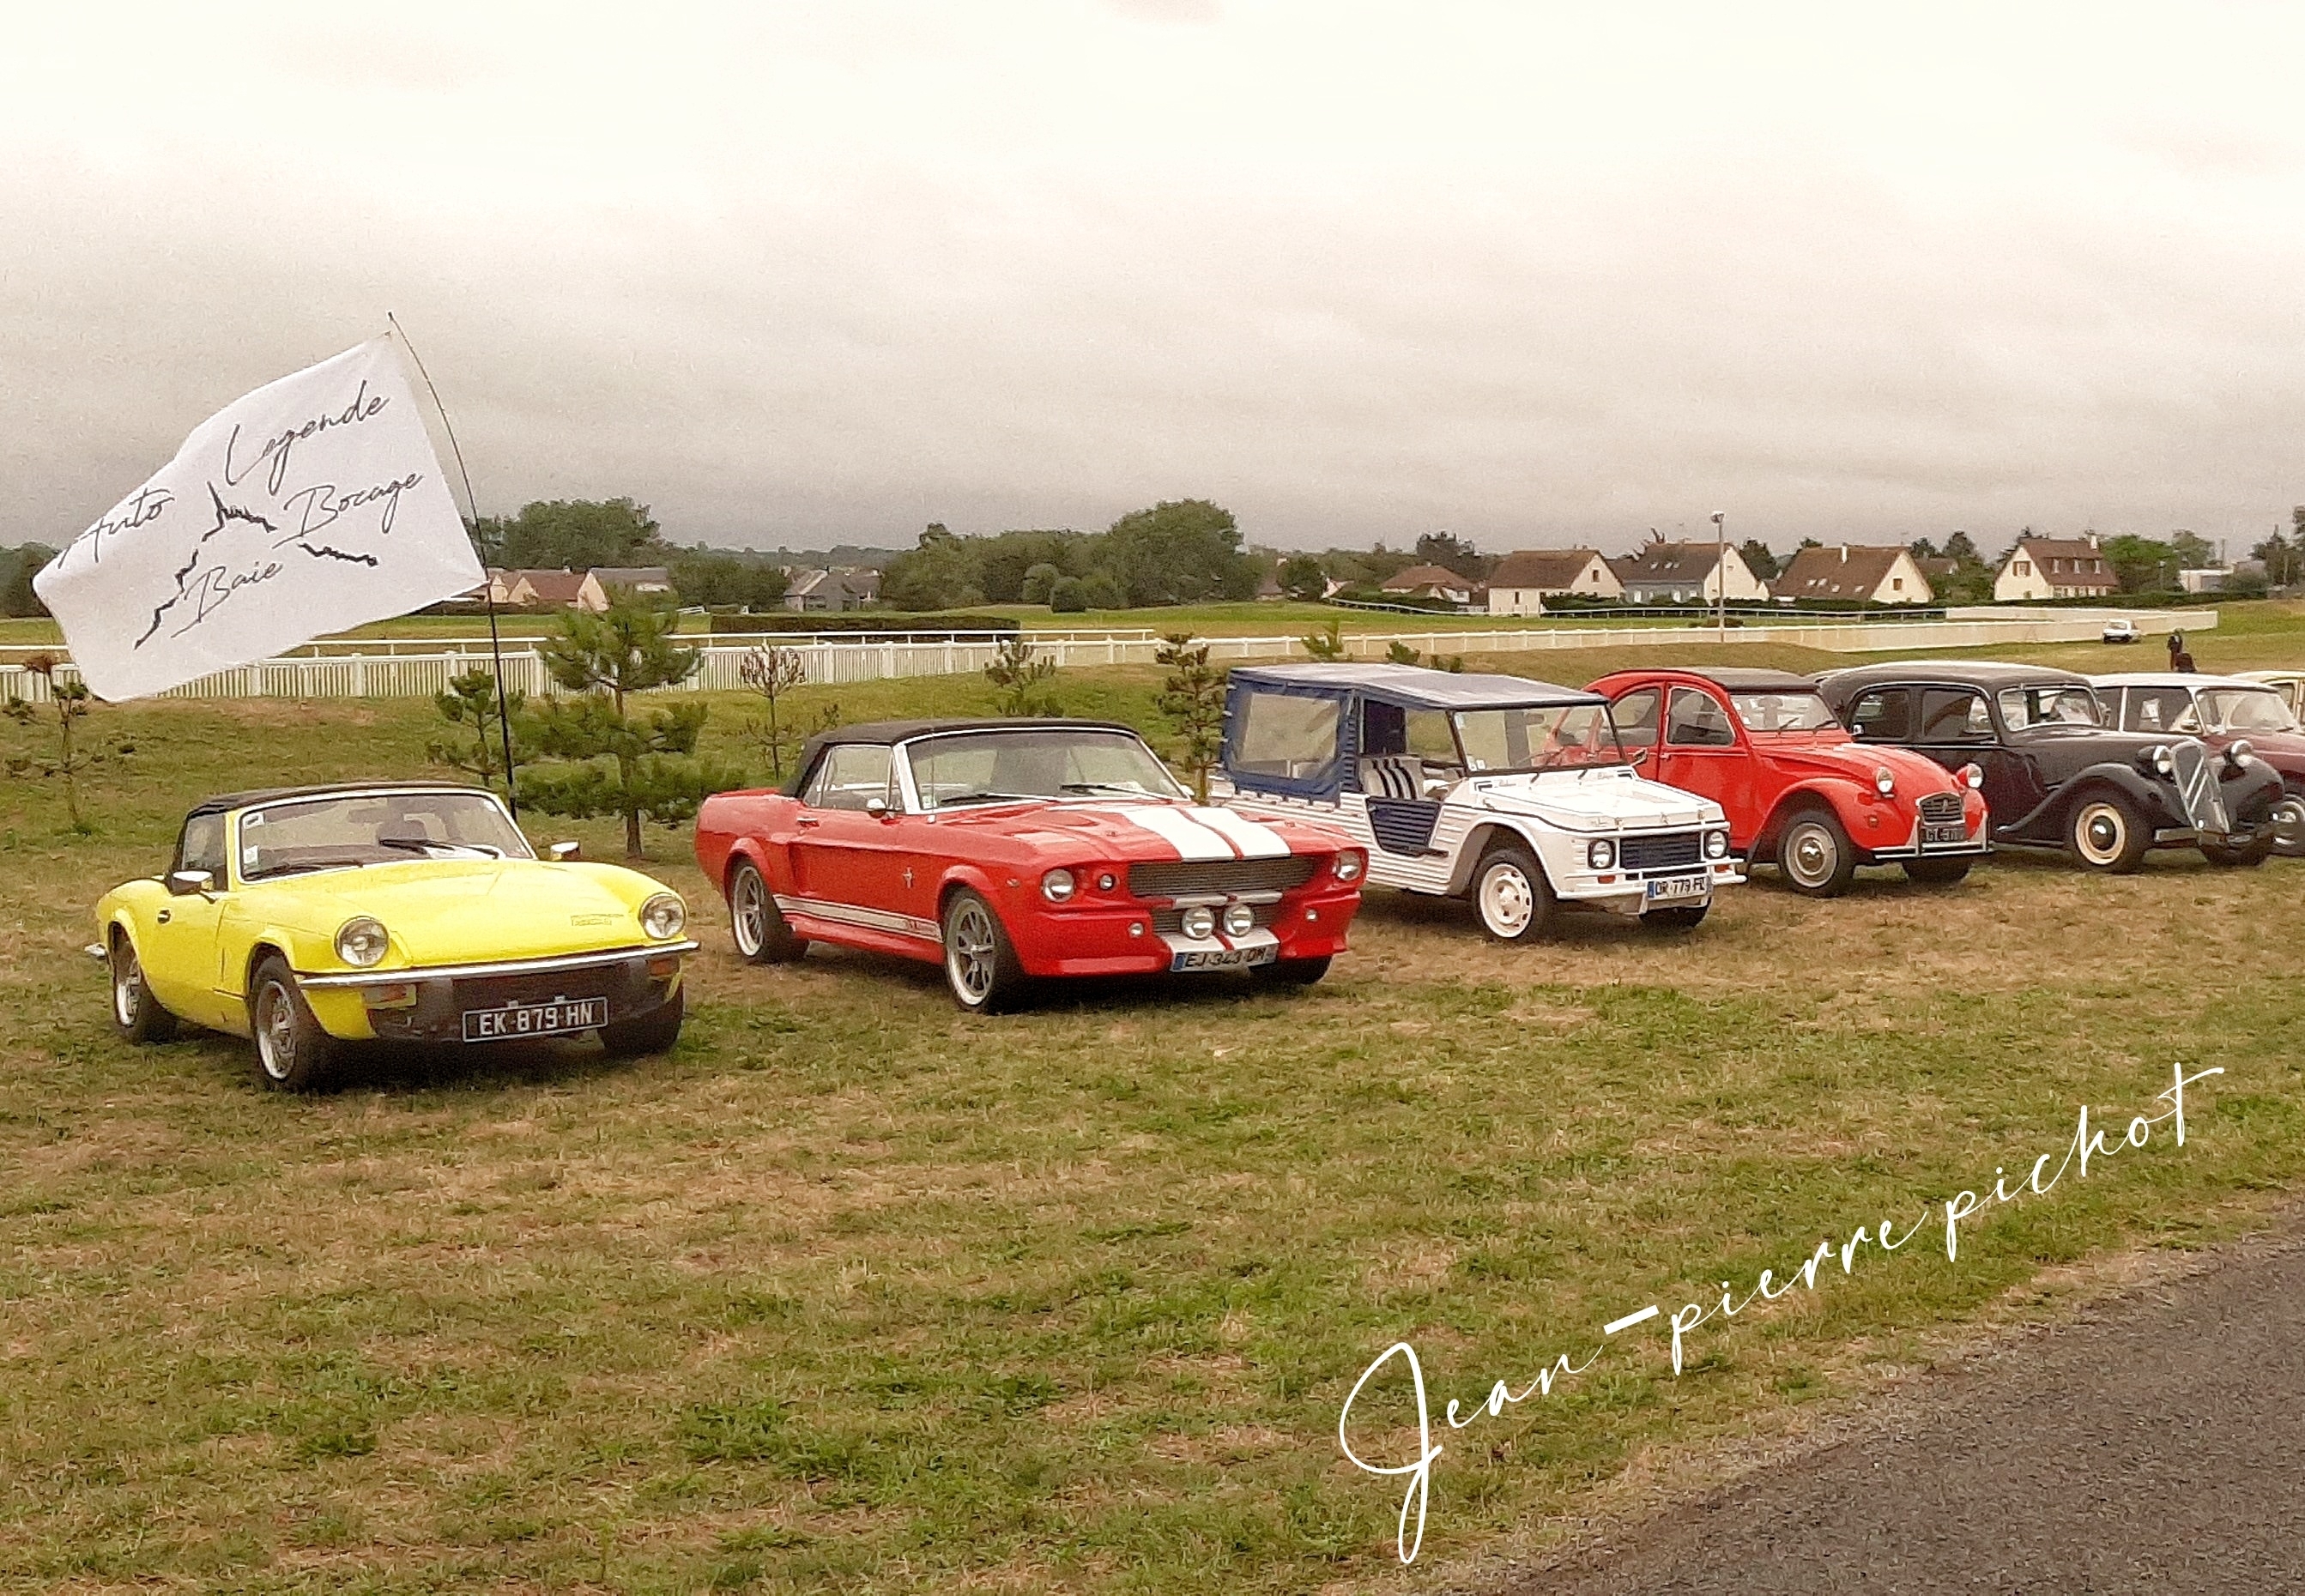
(1512, 1222, 2305, 1594)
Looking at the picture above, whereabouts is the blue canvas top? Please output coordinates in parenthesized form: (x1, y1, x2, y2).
(1227, 662, 1603, 710)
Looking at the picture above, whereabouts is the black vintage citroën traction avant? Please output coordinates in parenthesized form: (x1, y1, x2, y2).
(1816, 662, 2284, 872)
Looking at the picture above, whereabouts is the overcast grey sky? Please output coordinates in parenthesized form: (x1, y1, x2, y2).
(5, 2, 2302, 557)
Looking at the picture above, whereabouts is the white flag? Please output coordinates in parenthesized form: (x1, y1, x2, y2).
(35, 337, 486, 702)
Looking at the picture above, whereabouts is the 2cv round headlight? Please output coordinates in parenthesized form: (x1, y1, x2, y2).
(335, 916, 390, 967)
(1873, 765, 1896, 797)
(640, 893, 687, 940)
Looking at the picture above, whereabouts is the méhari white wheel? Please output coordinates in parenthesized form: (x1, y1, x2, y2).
(1470, 841, 1556, 942)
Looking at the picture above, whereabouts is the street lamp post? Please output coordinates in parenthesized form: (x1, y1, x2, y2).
(1710, 511, 1727, 639)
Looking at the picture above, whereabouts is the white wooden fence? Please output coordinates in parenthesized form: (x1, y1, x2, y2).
(0, 609, 2218, 704)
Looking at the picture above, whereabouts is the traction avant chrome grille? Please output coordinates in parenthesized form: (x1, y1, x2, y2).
(1916, 791, 1963, 823)
(2171, 741, 2229, 834)
(1129, 856, 1318, 899)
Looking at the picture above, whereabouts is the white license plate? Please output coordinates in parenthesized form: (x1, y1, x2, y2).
(462, 997, 607, 1042)
(1171, 944, 1280, 972)
(1921, 822, 1969, 848)
(1643, 874, 1709, 903)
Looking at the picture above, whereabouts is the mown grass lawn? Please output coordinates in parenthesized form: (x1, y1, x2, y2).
(2, 645, 2302, 1594)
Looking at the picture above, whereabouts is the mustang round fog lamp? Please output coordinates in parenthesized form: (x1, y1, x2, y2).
(1222, 903, 1255, 937)
(1704, 830, 1731, 860)
(1181, 905, 1217, 940)
(1096, 872, 1117, 892)
(335, 916, 389, 968)
(1586, 837, 1615, 871)
(1959, 762, 1985, 790)
(1872, 766, 1896, 797)
(640, 893, 687, 940)
(1041, 868, 1077, 903)
(1332, 849, 1364, 881)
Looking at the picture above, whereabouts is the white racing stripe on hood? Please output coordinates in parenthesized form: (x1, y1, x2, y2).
(1116, 805, 1238, 860)
(1188, 805, 1293, 858)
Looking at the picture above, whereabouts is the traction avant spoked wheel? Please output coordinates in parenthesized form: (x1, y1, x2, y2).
(109, 931, 178, 1043)
(1472, 842, 1555, 942)
(249, 954, 338, 1092)
(2068, 793, 2149, 874)
(728, 859, 807, 964)
(941, 889, 1028, 1012)
(1776, 808, 1858, 898)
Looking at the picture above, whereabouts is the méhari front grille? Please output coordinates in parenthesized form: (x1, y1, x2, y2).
(1617, 831, 1701, 873)
(1128, 856, 1318, 899)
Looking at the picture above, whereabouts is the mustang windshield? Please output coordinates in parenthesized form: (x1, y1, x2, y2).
(907, 728, 1187, 809)
(2198, 687, 2300, 734)
(1452, 704, 1625, 773)
(1731, 691, 1839, 732)
(1997, 684, 2102, 729)
(239, 790, 532, 880)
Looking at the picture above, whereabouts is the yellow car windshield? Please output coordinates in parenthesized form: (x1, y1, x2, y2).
(239, 791, 533, 880)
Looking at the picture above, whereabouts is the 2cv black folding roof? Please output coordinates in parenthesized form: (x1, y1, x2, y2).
(1228, 662, 1602, 709)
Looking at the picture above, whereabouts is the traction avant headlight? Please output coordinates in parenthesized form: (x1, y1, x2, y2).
(641, 893, 687, 940)
(2143, 744, 2176, 778)
(335, 916, 389, 968)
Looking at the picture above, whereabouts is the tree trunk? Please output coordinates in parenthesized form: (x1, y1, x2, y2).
(624, 806, 643, 861)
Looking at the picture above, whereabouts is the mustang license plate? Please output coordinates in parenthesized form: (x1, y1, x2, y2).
(1643, 874, 1709, 904)
(1171, 944, 1279, 973)
(1921, 822, 1969, 848)
(462, 997, 608, 1043)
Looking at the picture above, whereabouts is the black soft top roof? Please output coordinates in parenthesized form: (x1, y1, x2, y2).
(787, 719, 1150, 794)
(1818, 660, 2092, 694)
(187, 780, 494, 820)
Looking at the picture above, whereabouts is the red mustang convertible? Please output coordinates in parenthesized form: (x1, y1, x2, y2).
(1585, 668, 1990, 896)
(693, 719, 1366, 1010)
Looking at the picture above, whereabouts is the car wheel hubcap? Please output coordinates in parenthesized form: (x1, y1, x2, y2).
(2274, 797, 2305, 851)
(2077, 803, 2125, 864)
(113, 946, 142, 1025)
(257, 984, 295, 1079)
(1479, 861, 1534, 936)
(733, 869, 765, 955)
(947, 903, 995, 1004)
(1785, 823, 1836, 888)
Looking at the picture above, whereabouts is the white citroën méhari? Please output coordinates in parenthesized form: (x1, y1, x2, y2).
(1213, 662, 1745, 938)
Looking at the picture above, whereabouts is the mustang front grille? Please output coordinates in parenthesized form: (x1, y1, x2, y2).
(1617, 831, 1702, 873)
(1129, 856, 1318, 900)
(1916, 791, 1964, 823)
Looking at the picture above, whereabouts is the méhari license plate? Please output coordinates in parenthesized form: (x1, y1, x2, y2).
(463, 997, 608, 1043)
(1643, 874, 1709, 904)
(1171, 944, 1279, 973)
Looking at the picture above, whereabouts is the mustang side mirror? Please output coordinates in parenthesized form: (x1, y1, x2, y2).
(865, 796, 891, 819)
(548, 841, 582, 861)
(166, 869, 215, 897)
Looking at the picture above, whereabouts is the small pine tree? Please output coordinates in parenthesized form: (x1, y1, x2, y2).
(427, 668, 525, 795)
(738, 644, 809, 778)
(1153, 633, 1227, 802)
(1384, 640, 1420, 666)
(1300, 620, 1346, 660)
(985, 636, 1062, 716)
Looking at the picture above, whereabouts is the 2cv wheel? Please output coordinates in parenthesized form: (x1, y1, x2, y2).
(1470, 843, 1556, 942)
(1776, 808, 1859, 898)
(2068, 792, 2149, 874)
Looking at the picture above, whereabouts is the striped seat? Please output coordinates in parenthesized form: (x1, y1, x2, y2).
(1360, 757, 1426, 800)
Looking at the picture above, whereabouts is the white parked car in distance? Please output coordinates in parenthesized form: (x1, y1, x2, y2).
(1213, 662, 1745, 940)
(2101, 617, 2143, 644)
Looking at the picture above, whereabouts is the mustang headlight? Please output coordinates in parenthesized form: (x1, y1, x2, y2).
(1041, 868, 1076, 903)
(1222, 903, 1255, 937)
(1587, 837, 1616, 870)
(2142, 744, 2176, 778)
(1181, 905, 1217, 940)
(1959, 762, 1985, 790)
(1704, 829, 1731, 860)
(335, 916, 389, 968)
(640, 893, 687, 940)
(1332, 849, 1364, 881)
(1873, 765, 1896, 797)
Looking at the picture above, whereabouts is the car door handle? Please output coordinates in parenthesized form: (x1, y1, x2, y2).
(156, 910, 171, 923)
(796, 814, 821, 828)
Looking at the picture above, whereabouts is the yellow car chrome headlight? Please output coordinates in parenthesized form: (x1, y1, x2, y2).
(641, 893, 687, 940)
(335, 916, 390, 967)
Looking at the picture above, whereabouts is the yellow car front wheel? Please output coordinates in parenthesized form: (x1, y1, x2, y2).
(250, 955, 339, 1092)
(109, 931, 179, 1045)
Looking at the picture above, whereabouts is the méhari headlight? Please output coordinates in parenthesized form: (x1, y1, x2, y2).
(335, 916, 389, 967)
(641, 893, 687, 940)
(1704, 830, 1731, 860)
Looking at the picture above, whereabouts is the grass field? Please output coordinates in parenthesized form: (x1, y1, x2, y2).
(3, 632, 2303, 1593)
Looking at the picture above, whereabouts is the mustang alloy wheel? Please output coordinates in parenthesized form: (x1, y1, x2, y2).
(728, 859, 806, 964)
(109, 931, 178, 1044)
(1472, 843, 1555, 942)
(941, 889, 1028, 1012)
(1776, 810, 1858, 898)
(2068, 794, 2148, 874)
(248, 954, 338, 1091)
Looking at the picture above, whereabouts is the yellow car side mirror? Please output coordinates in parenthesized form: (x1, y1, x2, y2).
(167, 869, 215, 897)
(548, 842, 582, 861)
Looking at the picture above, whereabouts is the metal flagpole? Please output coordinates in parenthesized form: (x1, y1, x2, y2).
(386, 312, 521, 819)
(1710, 511, 1727, 640)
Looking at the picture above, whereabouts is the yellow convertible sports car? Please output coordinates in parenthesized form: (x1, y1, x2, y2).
(92, 782, 697, 1090)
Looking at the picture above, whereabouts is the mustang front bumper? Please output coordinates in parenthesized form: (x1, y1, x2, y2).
(295, 941, 698, 1043)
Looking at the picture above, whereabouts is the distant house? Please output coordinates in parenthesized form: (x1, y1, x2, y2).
(506, 569, 608, 611)
(1254, 570, 1286, 601)
(2178, 568, 2232, 595)
(590, 565, 675, 599)
(1379, 564, 1479, 606)
(1485, 548, 1623, 616)
(783, 567, 882, 613)
(1771, 544, 1933, 606)
(1607, 541, 1772, 605)
(1993, 535, 2118, 602)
